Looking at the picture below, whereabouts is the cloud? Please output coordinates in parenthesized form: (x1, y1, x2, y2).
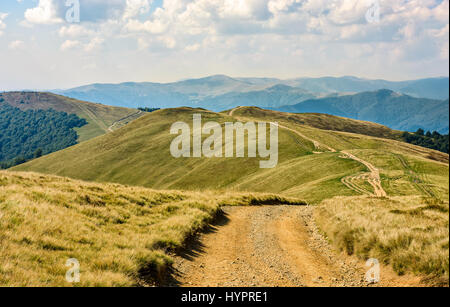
(59, 24, 96, 38)
(2, 0, 448, 90)
(0, 12, 8, 36)
(9, 40, 25, 50)
(60, 39, 81, 51)
(84, 37, 105, 52)
(24, 0, 63, 25)
(123, 0, 152, 20)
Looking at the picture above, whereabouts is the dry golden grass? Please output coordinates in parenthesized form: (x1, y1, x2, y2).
(0, 171, 306, 287)
(315, 196, 449, 286)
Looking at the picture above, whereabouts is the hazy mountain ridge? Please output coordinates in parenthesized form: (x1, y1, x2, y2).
(55, 75, 449, 112)
(277, 90, 449, 134)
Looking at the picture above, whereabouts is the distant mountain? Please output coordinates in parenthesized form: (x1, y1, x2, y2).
(277, 90, 449, 134)
(54, 75, 317, 111)
(281, 76, 450, 100)
(55, 75, 449, 111)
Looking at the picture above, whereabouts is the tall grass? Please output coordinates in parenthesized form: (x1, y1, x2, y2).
(315, 196, 449, 286)
(0, 171, 306, 287)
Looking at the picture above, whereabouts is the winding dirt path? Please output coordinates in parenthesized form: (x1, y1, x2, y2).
(170, 206, 423, 287)
(228, 107, 387, 198)
(341, 151, 387, 197)
(108, 110, 142, 132)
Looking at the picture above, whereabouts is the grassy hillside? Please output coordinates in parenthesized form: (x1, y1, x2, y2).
(0, 170, 305, 286)
(0, 92, 143, 142)
(14, 107, 449, 204)
(316, 196, 449, 285)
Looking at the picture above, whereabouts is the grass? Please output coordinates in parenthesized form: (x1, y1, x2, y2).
(226, 107, 405, 140)
(0, 170, 306, 287)
(315, 196, 449, 286)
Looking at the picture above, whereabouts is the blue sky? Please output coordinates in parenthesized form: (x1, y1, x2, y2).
(0, 0, 448, 90)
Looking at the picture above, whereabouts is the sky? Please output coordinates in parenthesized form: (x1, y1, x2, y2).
(0, 0, 448, 90)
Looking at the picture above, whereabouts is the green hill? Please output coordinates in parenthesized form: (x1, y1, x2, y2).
(0, 92, 143, 142)
(14, 107, 449, 204)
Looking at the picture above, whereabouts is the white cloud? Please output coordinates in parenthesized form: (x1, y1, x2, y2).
(1, 0, 448, 90)
(123, 0, 152, 20)
(24, 0, 62, 25)
(0, 12, 8, 36)
(9, 40, 25, 50)
(60, 40, 81, 51)
(84, 37, 105, 52)
(59, 25, 96, 38)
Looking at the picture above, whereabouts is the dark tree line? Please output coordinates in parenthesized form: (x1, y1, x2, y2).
(0, 103, 87, 169)
(138, 107, 160, 113)
(402, 129, 449, 154)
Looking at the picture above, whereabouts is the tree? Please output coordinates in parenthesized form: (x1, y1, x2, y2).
(415, 128, 425, 136)
(34, 148, 43, 158)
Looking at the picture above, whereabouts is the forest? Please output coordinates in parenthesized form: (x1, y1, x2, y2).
(402, 129, 449, 154)
(0, 103, 87, 168)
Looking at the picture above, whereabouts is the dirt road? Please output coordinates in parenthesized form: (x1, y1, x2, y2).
(341, 151, 387, 197)
(170, 206, 422, 287)
(108, 110, 142, 132)
(228, 107, 387, 198)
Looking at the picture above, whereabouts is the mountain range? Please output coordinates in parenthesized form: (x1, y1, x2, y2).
(277, 90, 449, 134)
(53, 75, 449, 133)
(55, 75, 449, 110)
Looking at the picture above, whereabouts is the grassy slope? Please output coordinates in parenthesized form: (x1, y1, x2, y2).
(0, 171, 305, 286)
(230, 107, 449, 201)
(0, 92, 143, 142)
(315, 196, 449, 285)
(14, 107, 449, 204)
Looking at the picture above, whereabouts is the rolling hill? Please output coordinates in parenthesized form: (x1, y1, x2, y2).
(54, 76, 449, 112)
(13, 107, 449, 204)
(277, 90, 450, 134)
(0, 92, 143, 142)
